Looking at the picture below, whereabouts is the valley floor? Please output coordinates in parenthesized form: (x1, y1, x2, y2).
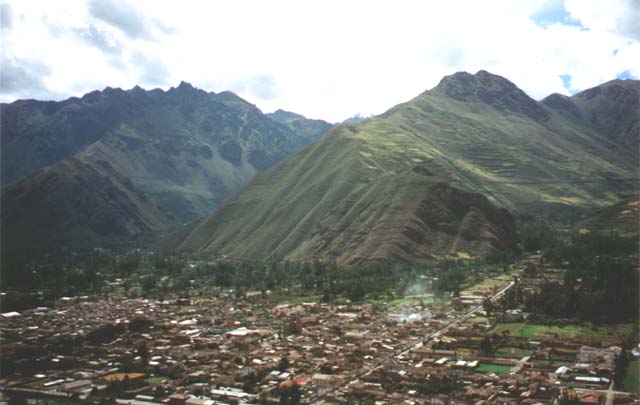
(1, 255, 638, 404)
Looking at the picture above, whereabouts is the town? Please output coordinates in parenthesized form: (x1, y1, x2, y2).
(1, 249, 638, 405)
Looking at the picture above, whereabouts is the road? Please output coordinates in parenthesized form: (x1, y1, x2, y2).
(311, 280, 516, 404)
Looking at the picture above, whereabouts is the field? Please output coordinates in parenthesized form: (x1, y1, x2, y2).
(145, 376, 167, 384)
(461, 274, 512, 295)
(103, 373, 145, 382)
(474, 363, 513, 374)
(490, 323, 634, 339)
(465, 316, 490, 325)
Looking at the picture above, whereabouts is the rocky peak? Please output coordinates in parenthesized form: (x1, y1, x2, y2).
(267, 109, 305, 122)
(176, 81, 195, 91)
(435, 70, 549, 122)
(541, 93, 580, 119)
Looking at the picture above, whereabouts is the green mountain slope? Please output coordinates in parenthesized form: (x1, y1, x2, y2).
(175, 71, 638, 264)
(542, 78, 639, 156)
(2, 157, 171, 251)
(1, 83, 331, 254)
(572, 79, 640, 149)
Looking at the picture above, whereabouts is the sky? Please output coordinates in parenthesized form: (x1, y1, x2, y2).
(0, 0, 639, 122)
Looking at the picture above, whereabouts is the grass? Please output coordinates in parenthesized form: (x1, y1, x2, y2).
(465, 316, 490, 325)
(490, 323, 633, 339)
(623, 359, 640, 393)
(145, 376, 166, 384)
(461, 275, 511, 295)
(474, 363, 513, 374)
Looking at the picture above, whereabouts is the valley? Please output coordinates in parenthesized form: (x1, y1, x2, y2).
(0, 239, 637, 404)
(0, 71, 638, 404)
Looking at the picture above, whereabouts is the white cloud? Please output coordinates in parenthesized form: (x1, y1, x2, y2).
(0, 0, 638, 121)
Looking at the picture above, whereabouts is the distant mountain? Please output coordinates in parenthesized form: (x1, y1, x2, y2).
(1, 83, 331, 254)
(266, 109, 333, 142)
(3, 157, 171, 251)
(341, 113, 369, 124)
(175, 71, 638, 264)
(544, 79, 640, 152)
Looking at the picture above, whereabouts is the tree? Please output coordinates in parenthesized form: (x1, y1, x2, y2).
(278, 356, 289, 372)
(279, 384, 301, 405)
(136, 343, 149, 360)
(482, 297, 494, 315)
(480, 336, 492, 356)
(320, 364, 332, 374)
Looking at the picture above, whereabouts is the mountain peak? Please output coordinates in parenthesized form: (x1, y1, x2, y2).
(267, 109, 305, 122)
(177, 81, 195, 91)
(436, 70, 519, 95)
(541, 93, 580, 119)
(434, 70, 549, 121)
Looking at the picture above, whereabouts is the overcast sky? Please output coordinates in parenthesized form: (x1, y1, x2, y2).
(1, 0, 638, 122)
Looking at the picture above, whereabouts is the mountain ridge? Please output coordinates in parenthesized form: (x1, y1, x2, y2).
(1, 83, 332, 255)
(174, 71, 638, 264)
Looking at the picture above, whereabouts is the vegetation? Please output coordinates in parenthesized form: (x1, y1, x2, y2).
(416, 376, 461, 395)
(266, 109, 334, 141)
(1, 246, 503, 312)
(529, 233, 638, 323)
(491, 323, 633, 339)
(474, 363, 513, 374)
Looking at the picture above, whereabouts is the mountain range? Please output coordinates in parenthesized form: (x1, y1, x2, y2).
(1, 83, 332, 254)
(2, 71, 637, 264)
(174, 71, 639, 264)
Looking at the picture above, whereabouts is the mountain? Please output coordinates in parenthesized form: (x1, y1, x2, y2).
(341, 113, 369, 124)
(175, 71, 638, 264)
(175, 164, 518, 264)
(266, 109, 334, 141)
(542, 78, 640, 153)
(1, 83, 331, 254)
(2, 157, 171, 251)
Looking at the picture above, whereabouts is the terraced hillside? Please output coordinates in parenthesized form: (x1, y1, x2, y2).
(176, 71, 638, 264)
(575, 199, 640, 237)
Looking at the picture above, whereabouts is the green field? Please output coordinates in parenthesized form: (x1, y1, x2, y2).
(145, 376, 166, 384)
(490, 323, 633, 339)
(475, 363, 513, 374)
(465, 316, 490, 325)
(623, 359, 640, 393)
